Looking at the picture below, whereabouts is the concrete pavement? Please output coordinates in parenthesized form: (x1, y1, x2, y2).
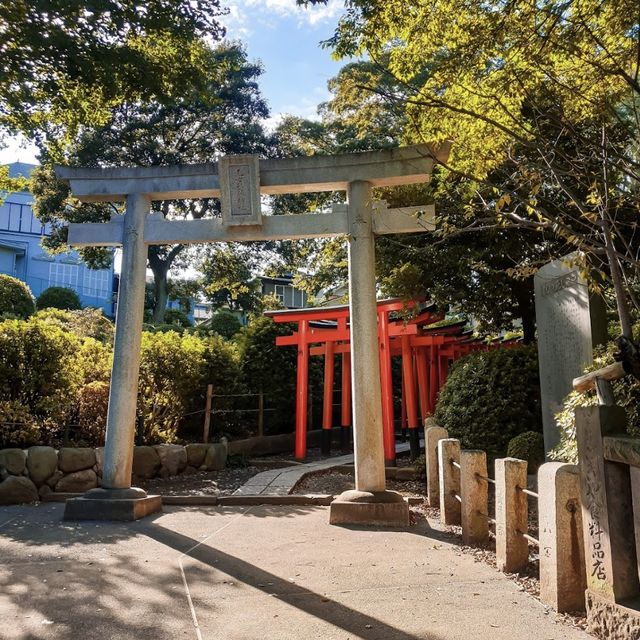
(0, 503, 591, 640)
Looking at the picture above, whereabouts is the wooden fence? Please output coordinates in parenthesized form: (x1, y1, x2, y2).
(425, 425, 586, 613)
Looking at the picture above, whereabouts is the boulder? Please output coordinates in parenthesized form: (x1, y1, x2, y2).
(38, 484, 52, 499)
(182, 465, 198, 476)
(204, 443, 226, 471)
(132, 446, 161, 479)
(46, 470, 64, 489)
(27, 446, 58, 486)
(95, 447, 104, 475)
(55, 469, 98, 493)
(0, 476, 38, 505)
(186, 443, 208, 468)
(58, 448, 96, 473)
(154, 444, 187, 477)
(0, 449, 27, 475)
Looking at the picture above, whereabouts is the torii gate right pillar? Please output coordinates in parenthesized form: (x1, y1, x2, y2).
(329, 180, 409, 526)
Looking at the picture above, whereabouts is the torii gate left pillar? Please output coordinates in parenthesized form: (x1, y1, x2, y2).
(56, 144, 450, 525)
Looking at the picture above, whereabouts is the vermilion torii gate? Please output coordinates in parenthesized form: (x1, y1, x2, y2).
(56, 144, 450, 526)
(267, 302, 520, 464)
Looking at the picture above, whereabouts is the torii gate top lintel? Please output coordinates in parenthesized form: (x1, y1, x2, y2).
(55, 142, 451, 203)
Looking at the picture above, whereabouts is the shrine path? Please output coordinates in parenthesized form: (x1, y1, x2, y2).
(0, 503, 591, 640)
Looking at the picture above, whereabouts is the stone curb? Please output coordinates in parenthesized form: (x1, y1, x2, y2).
(41, 493, 424, 507)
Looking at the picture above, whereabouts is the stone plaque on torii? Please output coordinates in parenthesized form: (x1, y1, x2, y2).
(56, 143, 451, 525)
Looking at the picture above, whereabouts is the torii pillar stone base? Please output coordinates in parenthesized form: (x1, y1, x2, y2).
(64, 488, 162, 522)
(329, 490, 409, 527)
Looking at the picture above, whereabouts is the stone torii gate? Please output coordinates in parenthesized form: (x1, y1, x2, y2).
(57, 144, 450, 526)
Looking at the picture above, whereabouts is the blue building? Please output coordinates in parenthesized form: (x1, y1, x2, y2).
(0, 162, 116, 315)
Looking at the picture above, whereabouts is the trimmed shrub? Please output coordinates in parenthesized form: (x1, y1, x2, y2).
(507, 431, 545, 471)
(207, 310, 242, 339)
(163, 308, 193, 328)
(76, 381, 110, 446)
(0, 317, 82, 428)
(0, 400, 41, 448)
(434, 345, 543, 454)
(37, 286, 82, 311)
(34, 308, 114, 344)
(0, 274, 35, 319)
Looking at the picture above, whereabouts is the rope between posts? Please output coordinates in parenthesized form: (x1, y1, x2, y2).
(453, 493, 462, 503)
(476, 511, 496, 526)
(475, 473, 496, 485)
(451, 460, 461, 469)
(518, 530, 539, 547)
(519, 487, 539, 499)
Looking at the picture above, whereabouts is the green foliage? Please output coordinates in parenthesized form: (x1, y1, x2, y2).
(0, 400, 41, 448)
(206, 311, 242, 339)
(136, 331, 242, 444)
(36, 286, 82, 311)
(34, 308, 114, 344)
(551, 323, 640, 463)
(0, 275, 35, 319)
(1, 0, 226, 152)
(163, 308, 193, 328)
(435, 345, 542, 454)
(0, 317, 83, 428)
(76, 381, 110, 446)
(507, 431, 546, 472)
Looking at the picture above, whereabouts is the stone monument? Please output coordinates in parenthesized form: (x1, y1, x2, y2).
(534, 255, 607, 452)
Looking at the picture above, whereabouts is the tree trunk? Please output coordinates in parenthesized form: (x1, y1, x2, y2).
(514, 278, 536, 344)
(152, 267, 169, 324)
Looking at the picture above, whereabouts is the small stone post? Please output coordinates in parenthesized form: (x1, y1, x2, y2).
(460, 450, 489, 545)
(424, 423, 448, 507)
(575, 405, 639, 602)
(438, 438, 461, 526)
(495, 457, 529, 572)
(538, 462, 586, 612)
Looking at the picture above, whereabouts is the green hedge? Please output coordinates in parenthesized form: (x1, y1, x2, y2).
(37, 286, 82, 311)
(0, 274, 35, 319)
(434, 345, 543, 454)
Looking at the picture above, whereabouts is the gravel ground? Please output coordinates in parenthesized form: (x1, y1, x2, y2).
(138, 465, 260, 496)
(292, 469, 425, 496)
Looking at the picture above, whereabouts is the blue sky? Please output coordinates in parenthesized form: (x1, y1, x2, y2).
(0, 0, 346, 165)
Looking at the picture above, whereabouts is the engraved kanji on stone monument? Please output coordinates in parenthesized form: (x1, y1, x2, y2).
(219, 154, 261, 226)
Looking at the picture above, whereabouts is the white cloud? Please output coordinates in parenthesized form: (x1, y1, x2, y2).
(223, 0, 343, 34)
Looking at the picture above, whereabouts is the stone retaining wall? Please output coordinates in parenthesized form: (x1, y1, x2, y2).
(0, 442, 227, 505)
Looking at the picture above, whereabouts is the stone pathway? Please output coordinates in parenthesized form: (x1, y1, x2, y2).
(0, 502, 591, 640)
(234, 441, 419, 496)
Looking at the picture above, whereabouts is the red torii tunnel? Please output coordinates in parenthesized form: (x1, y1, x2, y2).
(265, 300, 519, 463)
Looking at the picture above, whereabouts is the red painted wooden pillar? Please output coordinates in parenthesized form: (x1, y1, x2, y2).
(401, 335, 420, 458)
(415, 347, 429, 420)
(378, 310, 395, 464)
(321, 340, 335, 454)
(340, 349, 351, 452)
(429, 345, 439, 416)
(295, 320, 309, 460)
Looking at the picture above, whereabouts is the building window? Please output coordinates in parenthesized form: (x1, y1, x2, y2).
(82, 269, 110, 298)
(49, 262, 79, 289)
(274, 284, 285, 303)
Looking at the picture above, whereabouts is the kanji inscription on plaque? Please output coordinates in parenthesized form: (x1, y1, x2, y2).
(219, 154, 261, 226)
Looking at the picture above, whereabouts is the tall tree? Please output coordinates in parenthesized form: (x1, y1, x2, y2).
(0, 0, 226, 161)
(32, 43, 271, 322)
(302, 0, 640, 339)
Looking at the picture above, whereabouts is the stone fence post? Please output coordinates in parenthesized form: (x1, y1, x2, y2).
(438, 438, 461, 526)
(538, 462, 586, 612)
(495, 457, 529, 572)
(460, 450, 489, 545)
(424, 424, 448, 507)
